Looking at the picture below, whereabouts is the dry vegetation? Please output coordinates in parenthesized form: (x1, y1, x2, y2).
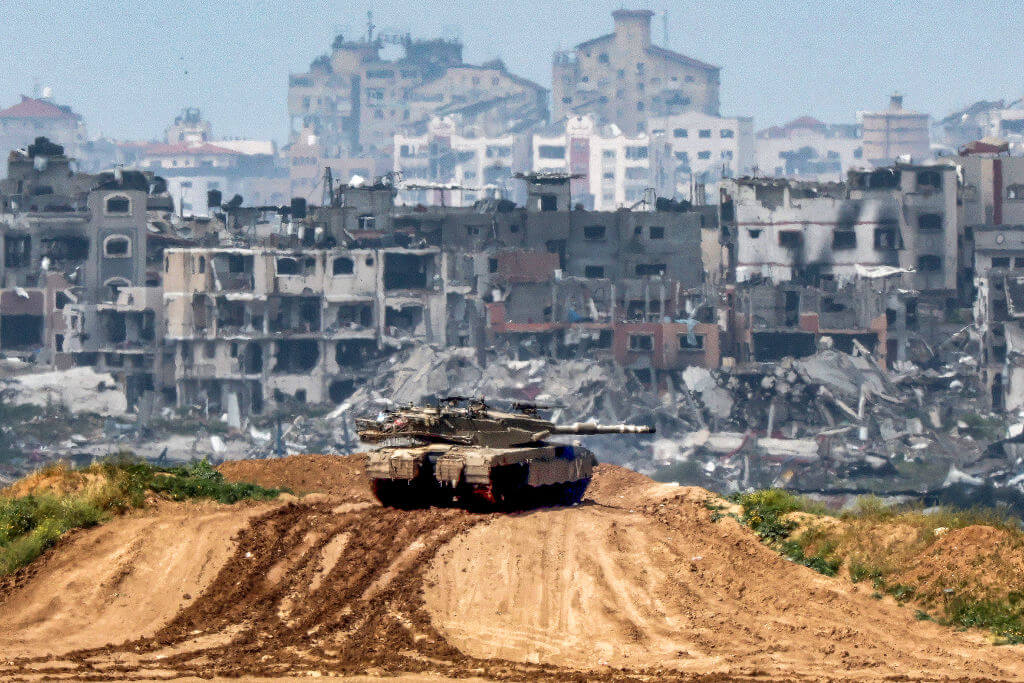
(728, 489, 1024, 643)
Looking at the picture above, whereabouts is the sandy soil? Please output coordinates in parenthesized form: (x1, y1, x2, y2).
(0, 456, 1021, 681)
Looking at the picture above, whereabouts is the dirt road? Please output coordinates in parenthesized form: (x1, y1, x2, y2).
(0, 456, 1021, 680)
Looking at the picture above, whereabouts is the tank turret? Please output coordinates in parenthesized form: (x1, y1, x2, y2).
(357, 398, 654, 509)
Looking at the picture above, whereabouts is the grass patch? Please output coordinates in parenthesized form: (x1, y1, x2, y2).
(942, 595, 1024, 644)
(0, 458, 284, 576)
(730, 490, 836, 572)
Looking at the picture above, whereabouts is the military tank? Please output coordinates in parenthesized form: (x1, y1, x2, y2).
(356, 398, 654, 509)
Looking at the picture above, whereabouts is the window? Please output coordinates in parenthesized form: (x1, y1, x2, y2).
(488, 258, 498, 273)
(197, 256, 205, 273)
(720, 129, 734, 138)
(697, 151, 711, 160)
(105, 195, 131, 214)
(540, 195, 558, 211)
(629, 334, 654, 351)
(679, 334, 704, 349)
(778, 231, 802, 248)
(917, 170, 942, 191)
(636, 101, 645, 111)
(583, 225, 606, 240)
(698, 129, 712, 138)
(635, 263, 666, 276)
(538, 145, 566, 159)
(917, 255, 942, 271)
(674, 151, 689, 162)
(602, 149, 616, 159)
(103, 235, 131, 258)
(992, 257, 1011, 268)
(584, 265, 605, 278)
(1008, 184, 1024, 200)
(833, 231, 856, 250)
(332, 257, 354, 275)
(827, 150, 840, 160)
(4, 235, 30, 268)
(649, 226, 665, 239)
(1015, 257, 1024, 269)
(918, 214, 943, 231)
(673, 128, 688, 138)
(625, 146, 648, 160)
(598, 53, 609, 63)
(625, 167, 648, 179)
(874, 227, 898, 249)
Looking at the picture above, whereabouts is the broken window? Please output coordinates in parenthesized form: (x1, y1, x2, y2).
(41, 235, 88, 262)
(273, 339, 319, 373)
(918, 213, 942, 232)
(539, 194, 558, 211)
(227, 254, 251, 273)
(105, 195, 131, 214)
(584, 265, 605, 278)
(917, 255, 942, 271)
(993, 257, 1011, 268)
(678, 334, 704, 349)
(4, 235, 30, 268)
(583, 225, 606, 240)
(384, 252, 431, 290)
(332, 256, 354, 275)
(1, 314, 42, 349)
(105, 313, 127, 343)
(746, 229, 762, 239)
(832, 230, 856, 250)
(822, 297, 847, 313)
(634, 263, 666, 276)
(336, 339, 376, 365)
(243, 342, 263, 374)
(276, 257, 300, 275)
(778, 231, 802, 248)
(103, 235, 131, 258)
(385, 305, 423, 334)
(1008, 184, 1024, 200)
(916, 170, 942, 191)
(629, 334, 654, 351)
(328, 379, 355, 404)
(649, 226, 665, 239)
(874, 227, 899, 250)
(1014, 257, 1024, 269)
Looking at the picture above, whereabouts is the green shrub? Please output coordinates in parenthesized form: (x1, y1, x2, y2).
(943, 595, 1024, 644)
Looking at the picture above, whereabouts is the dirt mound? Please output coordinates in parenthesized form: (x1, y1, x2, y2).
(218, 453, 372, 500)
(1, 458, 1023, 680)
(891, 525, 1024, 604)
(0, 500, 268, 659)
(3, 465, 106, 498)
(426, 488, 1024, 679)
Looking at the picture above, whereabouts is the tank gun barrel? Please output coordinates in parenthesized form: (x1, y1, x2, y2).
(549, 422, 655, 435)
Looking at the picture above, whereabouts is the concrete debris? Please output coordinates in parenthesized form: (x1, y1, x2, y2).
(3, 368, 127, 416)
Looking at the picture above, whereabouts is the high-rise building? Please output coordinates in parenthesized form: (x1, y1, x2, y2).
(860, 95, 930, 165)
(552, 10, 720, 135)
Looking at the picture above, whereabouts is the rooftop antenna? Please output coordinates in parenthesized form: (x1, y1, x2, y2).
(662, 10, 669, 48)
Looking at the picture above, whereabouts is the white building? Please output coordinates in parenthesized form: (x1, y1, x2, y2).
(649, 112, 755, 202)
(393, 117, 527, 207)
(755, 117, 863, 182)
(531, 115, 672, 210)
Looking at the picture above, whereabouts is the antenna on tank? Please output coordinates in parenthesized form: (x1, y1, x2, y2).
(662, 10, 669, 47)
(367, 10, 375, 43)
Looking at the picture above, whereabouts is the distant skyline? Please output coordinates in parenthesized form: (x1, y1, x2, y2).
(1, 0, 1022, 144)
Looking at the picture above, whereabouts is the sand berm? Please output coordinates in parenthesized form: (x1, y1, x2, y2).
(0, 453, 1022, 681)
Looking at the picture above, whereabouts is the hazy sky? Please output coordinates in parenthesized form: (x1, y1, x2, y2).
(1, 0, 1022, 144)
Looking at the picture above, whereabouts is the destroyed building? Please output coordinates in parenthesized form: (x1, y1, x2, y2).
(720, 164, 960, 298)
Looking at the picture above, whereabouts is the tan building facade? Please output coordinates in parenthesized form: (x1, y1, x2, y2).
(552, 10, 720, 135)
(861, 95, 930, 165)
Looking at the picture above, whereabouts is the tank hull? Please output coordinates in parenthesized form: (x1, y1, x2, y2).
(366, 442, 596, 509)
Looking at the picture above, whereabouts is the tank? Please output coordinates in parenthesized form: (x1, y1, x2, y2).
(356, 398, 654, 509)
